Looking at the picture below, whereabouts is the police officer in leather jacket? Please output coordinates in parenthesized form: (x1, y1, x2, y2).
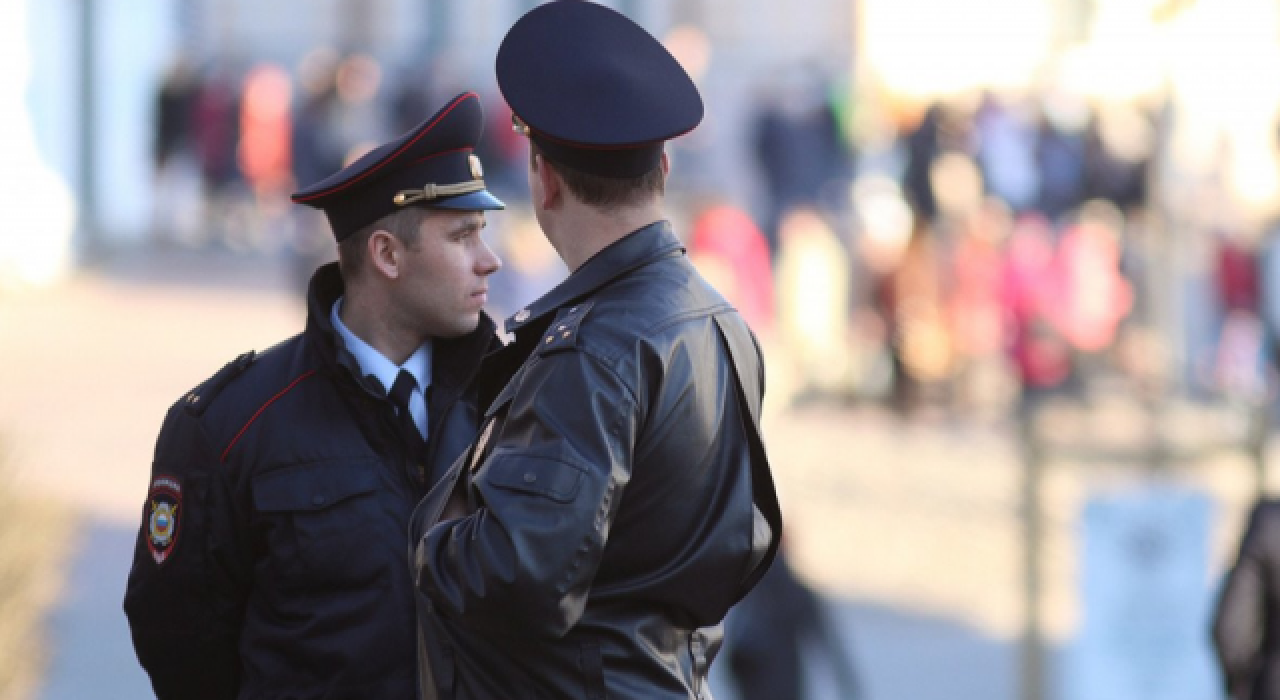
(410, 4, 783, 698)
(124, 93, 504, 699)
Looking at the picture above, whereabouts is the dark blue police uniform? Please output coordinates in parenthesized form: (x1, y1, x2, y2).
(124, 93, 503, 700)
(409, 5, 783, 699)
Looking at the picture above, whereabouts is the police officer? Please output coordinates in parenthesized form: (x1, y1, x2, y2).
(409, 3, 783, 698)
(124, 93, 504, 700)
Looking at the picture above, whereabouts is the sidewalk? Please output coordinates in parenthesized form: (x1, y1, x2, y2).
(0, 248, 302, 524)
(0, 249, 301, 700)
(3, 246, 1257, 699)
(38, 523, 151, 700)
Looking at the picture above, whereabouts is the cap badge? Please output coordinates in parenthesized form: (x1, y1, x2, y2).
(469, 154, 484, 180)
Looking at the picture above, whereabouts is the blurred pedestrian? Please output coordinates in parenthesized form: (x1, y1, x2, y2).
(331, 52, 391, 163)
(1083, 105, 1154, 214)
(410, 3, 782, 698)
(903, 103, 945, 226)
(974, 92, 1039, 215)
(751, 70, 852, 255)
(150, 53, 202, 244)
(775, 206, 853, 398)
(287, 49, 346, 293)
(688, 201, 775, 333)
(153, 54, 198, 175)
(1053, 203, 1132, 355)
(1213, 499, 1280, 700)
(291, 49, 345, 192)
(237, 63, 293, 207)
(1212, 231, 1267, 400)
(1002, 214, 1072, 400)
(1034, 95, 1089, 223)
(192, 62, 243, 196)
(725, 547, 861, 700)
(123, 93, 504, 699)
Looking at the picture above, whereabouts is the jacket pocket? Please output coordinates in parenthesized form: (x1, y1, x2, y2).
(252, 459, 384, 586)
(482, 447, 586, 503)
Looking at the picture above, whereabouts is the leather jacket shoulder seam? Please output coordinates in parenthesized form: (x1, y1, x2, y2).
(593, 302, 733, 367)
(643, 303, 734, 337)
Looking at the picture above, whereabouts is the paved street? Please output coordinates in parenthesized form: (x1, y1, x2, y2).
(0, 247, 1263, 699)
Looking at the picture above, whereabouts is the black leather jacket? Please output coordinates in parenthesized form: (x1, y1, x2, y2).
(124, 263, 498, 700)
(410, 221, 783, 699)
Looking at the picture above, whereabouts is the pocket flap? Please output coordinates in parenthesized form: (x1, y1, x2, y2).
(252, 459, 379, 513)
(482, 448, 585, 503)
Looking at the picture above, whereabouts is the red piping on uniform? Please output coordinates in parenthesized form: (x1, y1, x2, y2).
(408, 147, 472, 166)
(220, 370, 318, 462)
(292, 92, 478, 202)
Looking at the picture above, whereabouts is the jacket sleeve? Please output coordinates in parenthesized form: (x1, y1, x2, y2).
(417, 349, 638, 638)
(1212, 503, 1271, 699)
(123, 403, 252, 699)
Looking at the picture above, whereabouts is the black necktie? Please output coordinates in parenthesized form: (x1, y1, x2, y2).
(389, 369, 428, 464)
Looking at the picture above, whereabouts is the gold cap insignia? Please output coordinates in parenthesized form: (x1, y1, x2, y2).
(469, 154, 484, 180)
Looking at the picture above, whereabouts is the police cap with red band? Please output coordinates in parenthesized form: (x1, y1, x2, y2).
(496, 0, 704, 179)
(291, 92, 505, 242)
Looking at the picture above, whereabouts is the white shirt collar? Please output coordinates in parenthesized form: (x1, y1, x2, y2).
(331, 298, 432, 395)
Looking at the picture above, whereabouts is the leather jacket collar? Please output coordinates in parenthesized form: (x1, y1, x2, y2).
(504, 220, 684, 335)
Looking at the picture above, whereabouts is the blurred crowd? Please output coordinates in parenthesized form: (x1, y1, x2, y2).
(728, 84, 1274, 417)
(148, 49, 532, 292)
(147, 49, 1277, 418)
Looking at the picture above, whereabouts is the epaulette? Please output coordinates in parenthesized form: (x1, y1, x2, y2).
(537, 300, 595, 357)
(183, 350, 256, 416)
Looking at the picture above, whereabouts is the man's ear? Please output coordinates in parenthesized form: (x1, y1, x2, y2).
(536, 153, 561, 209)
(368, 230, 401, 280)
(660, 151, 670, 177)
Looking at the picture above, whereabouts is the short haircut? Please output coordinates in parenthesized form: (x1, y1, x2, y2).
(531, 142, 665, 209)
(337, 206, 428, 279)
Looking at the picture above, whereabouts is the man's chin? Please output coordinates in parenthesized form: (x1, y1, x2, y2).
(434, 314, 481, 339)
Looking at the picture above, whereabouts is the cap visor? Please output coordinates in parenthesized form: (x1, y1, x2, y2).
(429, 189, 505, 211)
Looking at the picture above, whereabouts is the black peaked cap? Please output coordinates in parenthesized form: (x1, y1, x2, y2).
(292, 92, 504, 241)
(497, 1, 704, 178)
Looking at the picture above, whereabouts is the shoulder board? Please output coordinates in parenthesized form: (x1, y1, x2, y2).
(537, 300, 595, 357)
(183, 350, 257, 416)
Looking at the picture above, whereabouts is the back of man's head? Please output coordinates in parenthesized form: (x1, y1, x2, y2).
(530, 143, 665, 211)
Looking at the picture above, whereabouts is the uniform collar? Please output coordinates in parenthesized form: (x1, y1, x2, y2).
(330, 298, 432, 396)
(504, 220, 684, 334)
(307, 262, 485, 401)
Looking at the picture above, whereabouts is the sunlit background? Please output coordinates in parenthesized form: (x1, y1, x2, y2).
(3, 0, 1280, 698)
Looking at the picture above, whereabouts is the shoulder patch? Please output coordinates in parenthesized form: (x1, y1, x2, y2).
(146, 476, 183, 565)
(537, 300, 595, 357)
(183, 350, 256, 416)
